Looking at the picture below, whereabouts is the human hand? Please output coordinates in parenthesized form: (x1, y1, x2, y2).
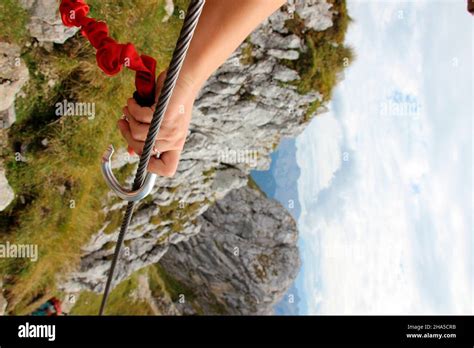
(117, 71, 197, 177)
(117, 0, 286, 177)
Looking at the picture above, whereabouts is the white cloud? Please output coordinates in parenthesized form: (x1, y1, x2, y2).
(296, 114, 343, 204)
(295, 0, 472, 314)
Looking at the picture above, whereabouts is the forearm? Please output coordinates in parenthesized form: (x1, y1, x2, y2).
(179, 0, 286, 94)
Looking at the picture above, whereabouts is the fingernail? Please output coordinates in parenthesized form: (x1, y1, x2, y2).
(128, 146, 135, 155)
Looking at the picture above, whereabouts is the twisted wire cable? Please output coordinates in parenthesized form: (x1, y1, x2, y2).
(99, 0, 205, 315)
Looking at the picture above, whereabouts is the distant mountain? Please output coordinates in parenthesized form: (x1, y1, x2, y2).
(252, 138, 302, 220)
(251, 138, 302, 315)
(274, 283, 301, 315)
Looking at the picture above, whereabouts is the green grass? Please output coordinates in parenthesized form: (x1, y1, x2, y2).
(154, 264, 195, 303)
(150, 198, 208, 238)
(0, 0, 191, 314)
(240, 41, 255, 66)
(70, 271, 154, 316)
(70, 264, 179, 315)
(154, 263, 227, 315)
(0, 0, 28, 44)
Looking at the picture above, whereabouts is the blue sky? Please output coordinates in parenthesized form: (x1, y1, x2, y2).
(290, 0, 472, 314)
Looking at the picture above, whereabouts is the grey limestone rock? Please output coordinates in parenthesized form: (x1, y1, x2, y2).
(294, 0, 335, 32)
(20, 0, 79, 44)
(160, 186, 300, 315)
(0, 280, 7, 316)
(0, 42, 27, 211)
(0, 167, 14, 212)
(0, 43, 29, 114)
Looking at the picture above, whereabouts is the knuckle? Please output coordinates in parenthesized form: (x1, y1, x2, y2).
(155, 162, 177, 177)
(130, 129, 143, 141)
(134, 113, 146, 123)
(137, 109, 153, 123)
(130, 125, 147, 141)
(162, 122, 180, 135)
(156, 129, 169, 140)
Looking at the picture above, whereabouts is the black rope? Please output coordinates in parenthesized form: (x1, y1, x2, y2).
(99, 0, 205, 315)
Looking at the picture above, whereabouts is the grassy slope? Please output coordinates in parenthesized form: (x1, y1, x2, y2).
(70, 264, 186, 315)
(0, 0, 190, 314)
(70, 269, 155, 316)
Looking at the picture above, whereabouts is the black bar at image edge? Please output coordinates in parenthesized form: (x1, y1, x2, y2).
(0, 316, 473, 346)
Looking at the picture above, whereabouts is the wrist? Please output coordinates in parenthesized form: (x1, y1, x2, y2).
(176, 70, 204, 98)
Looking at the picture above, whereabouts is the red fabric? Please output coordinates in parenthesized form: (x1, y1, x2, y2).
(50, 297, 62, 316)
(59, 0, 156, 105)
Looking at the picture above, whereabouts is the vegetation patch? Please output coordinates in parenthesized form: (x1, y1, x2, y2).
(154, 264, 195, 303)
(284, 0, 354, 121)
(0, 0, 28, 44)
(70, 271, 154, 316)
(240, 41, 256, 66)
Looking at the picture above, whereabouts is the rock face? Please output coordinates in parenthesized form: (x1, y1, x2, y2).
(0, 42, 28, 211)
(292, 0, 335, 31)
(0, 167, 15, 212)
(0, 105, 17, 130)
(20, 0, 79, 44)
(0, 43, 29, 118)
(162, 0, 175, 23)
(0, 280, 7, 316)
(160, 186, 300, 315)
(61, 0, 333, 302)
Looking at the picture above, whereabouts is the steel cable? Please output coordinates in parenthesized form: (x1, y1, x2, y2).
(99, 0, 205, 315)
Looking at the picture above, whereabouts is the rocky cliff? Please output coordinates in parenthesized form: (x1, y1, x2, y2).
(60, 0, 334, 298)
(159, 185, 300, 315)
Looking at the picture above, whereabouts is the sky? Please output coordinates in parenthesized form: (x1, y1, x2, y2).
(292, 0, 473, 314)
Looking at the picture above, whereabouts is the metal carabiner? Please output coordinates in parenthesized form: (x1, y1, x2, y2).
(101, 145, 157, 202)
